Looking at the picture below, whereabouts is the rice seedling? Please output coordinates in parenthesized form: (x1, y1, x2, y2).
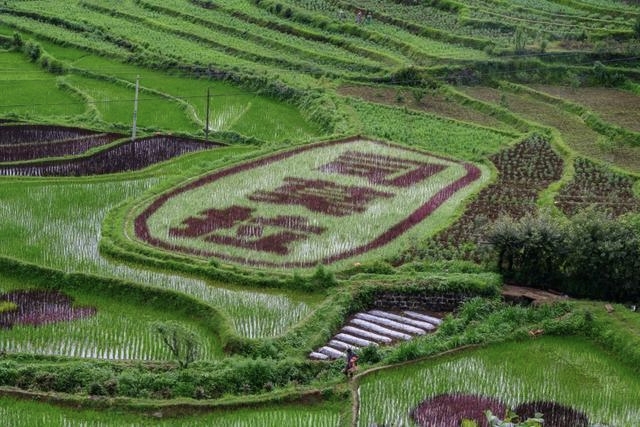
(0, 52, 86, 119)
(0, 396, 345, 426)
(357, 336, 640, 426)
(0, 286, 222, 360)
(137, 138, 488, 268)
(0, 179, 314, 338)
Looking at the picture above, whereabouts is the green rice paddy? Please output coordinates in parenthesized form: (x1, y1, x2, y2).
(358, 336, 640, 426)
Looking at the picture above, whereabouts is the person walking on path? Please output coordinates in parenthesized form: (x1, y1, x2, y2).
(344, 348, 358, 379)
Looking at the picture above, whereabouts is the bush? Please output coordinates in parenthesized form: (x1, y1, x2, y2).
(485, 210, 640, 302)
(23, 41, 41, 62)
(358, 344, 382, 364)
(152, 321, 201, 368)
(12, 32, 23, 48)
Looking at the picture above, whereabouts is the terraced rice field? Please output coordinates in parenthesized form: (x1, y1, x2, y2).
(1, 0, 640, 424)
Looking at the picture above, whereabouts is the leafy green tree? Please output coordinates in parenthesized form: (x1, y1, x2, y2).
(152, 321, 201, 368)
(485, 213, 565, 287)
(562, 210, 640, 301)
(486, 210, 640, 301)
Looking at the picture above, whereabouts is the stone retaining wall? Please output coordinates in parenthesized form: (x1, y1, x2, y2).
(372, 291, 472, 312)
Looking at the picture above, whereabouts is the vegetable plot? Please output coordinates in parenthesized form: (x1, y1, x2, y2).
(0, 134, 221, 177)
(0, 289, 95, 329)
(136, 137, 484, 268)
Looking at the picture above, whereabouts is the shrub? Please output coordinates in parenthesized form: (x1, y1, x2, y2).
(514, 26, 527, 54)
(23, 41, 41, 62)
(485, 210, 640, 302)
(12, 32, 23, 48)
(358, 345, 382, 364)
(592, 61, 624, 87)
(152, 321, 201, 368)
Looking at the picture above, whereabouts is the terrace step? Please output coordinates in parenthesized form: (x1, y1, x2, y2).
(351, 318, 412, 341)
(335, 333, 375, 348)
(404, 310, 443, 326)
(318, 346, 345, 359)
(355, 313, 426, 335)
(341, 326, 393, 343)
(309, 309, 442, 360)
(309, 351, 329, 360)
(328, 339, 358, 351)
(368, 310, 436, 331)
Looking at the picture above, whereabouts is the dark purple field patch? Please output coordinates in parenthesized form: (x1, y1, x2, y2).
(514, 401, 589, 427)
(411, 393, 507, 427)
(0, 135, 220, 177)
(0, 289, 96, 329)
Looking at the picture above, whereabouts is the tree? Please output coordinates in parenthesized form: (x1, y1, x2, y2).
(562, 210, 640, 301)
(152, 321, 201, 368)
(485, 213, 565, 287)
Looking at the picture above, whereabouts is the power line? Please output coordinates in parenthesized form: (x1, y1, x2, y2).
(0, 92, 257, 109)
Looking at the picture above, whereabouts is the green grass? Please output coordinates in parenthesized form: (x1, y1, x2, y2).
(0, 276, 223, 361)
(0, 51, 86, 119)
(0, 175, 317, 338)
(358, 335, 640, 426)
(0, 396, 347, 426)
(64, 74, 197, 132)
(349, 99, 515, 161)
(0, 29, 323, 141)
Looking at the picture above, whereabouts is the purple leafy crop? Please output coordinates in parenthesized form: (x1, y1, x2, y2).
(0, 289, 96, 329)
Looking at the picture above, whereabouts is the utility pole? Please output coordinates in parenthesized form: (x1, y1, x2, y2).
(131, 75, 139, 141)
(205, 87, 210, 141)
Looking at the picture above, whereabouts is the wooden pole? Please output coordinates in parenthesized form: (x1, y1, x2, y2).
(205, 87, 210, 140)
(131, 75, 139, 142)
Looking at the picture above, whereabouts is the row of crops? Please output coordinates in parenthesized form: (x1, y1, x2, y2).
(357, 336, 640, 426)
(4, 0, 634, 89)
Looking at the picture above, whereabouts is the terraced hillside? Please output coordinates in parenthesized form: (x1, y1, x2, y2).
(1, 1, 640, 426)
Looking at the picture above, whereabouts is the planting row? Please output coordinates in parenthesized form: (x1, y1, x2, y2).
(0, 124, 103, 145)
(358, 336, 640, 426)
(436, 134, 563, 249)
(134, 137, 484, 268)
(0, 285, 221, 360)
(0, 125, 124, 162)
(556, 157, 640, 217)
(461, 86, 640, 173)
(0, 179, 315, 339)
(0, 134, 220, 176)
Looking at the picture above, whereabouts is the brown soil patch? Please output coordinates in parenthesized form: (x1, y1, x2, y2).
(530, 85, 640, 133)
(461, 86, 640, 173)
(502, 284, 569, 306)
(337, 85, 517, 133)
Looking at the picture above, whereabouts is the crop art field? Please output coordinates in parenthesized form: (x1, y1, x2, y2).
(135, 137, 487, 268)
